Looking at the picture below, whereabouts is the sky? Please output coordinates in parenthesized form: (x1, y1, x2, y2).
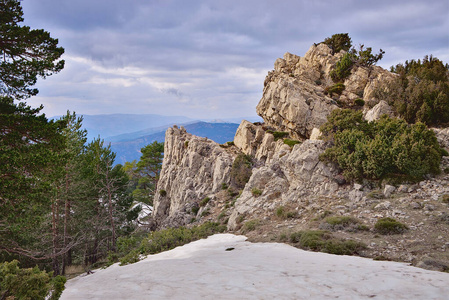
(20, 0, 449, 120)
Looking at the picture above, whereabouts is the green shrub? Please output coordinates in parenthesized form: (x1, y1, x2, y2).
(276, 206, 285, 218)
(321, 216, 368, 232)
(106, 251, 119, 266)
(354, 98, 365, 106)
(0, 260, 66, 300)
(325, 83, 346, 97)
(289, 230, 365, 255)
(217, 211, 226, 221)
(367, 190, 385, 199)
(324, 216, 358, 226)
(267, 130, 289, 141)
(251, 187, 262, 197)
(386, 55, 449, 126)
(279, 232, 288, 242)
(374, 217, 408, 235)
(184, 140, 189, 147)
(321, 33, 352, 54)
(226, 141, 235, 146)
(320, 109, 443, 182)
(118, 222, 227, 265)
(242, 219, 260, 233)
(159, 189, 167, 197)
(330, 53, 355, 82)
(276, 206, 297, 219)
(191, 205, 199, 215)
(230, 154, 253, 188)
(200, 197, 211, 207)
(283, 138, 301, 147)
(119, 250, 140, 266)
(221, 182, 228, 190)
(355, 45, 385, 67)
(320, 109, 369, 141)
(201, 208, 210, 217)
(327, 40, 384, 83)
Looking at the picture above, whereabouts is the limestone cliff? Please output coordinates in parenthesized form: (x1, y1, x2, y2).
(256, 44, 395, 138)
(228, 139, 340, 229)
(152, 125, 236, 228)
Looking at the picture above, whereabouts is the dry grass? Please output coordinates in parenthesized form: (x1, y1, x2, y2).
(64, 265, 86, 278)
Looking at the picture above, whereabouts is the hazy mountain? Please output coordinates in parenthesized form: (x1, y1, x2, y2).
(79, 114, 194, 140)
(110, 122, 239, 165)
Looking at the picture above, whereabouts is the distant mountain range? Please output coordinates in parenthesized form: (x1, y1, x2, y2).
(49, 113, 259, 165)
(81, 114, 195, 141)
(109, 122, 240, 165)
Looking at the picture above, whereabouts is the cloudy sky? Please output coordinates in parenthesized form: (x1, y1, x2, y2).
(21, 0, 448, 120)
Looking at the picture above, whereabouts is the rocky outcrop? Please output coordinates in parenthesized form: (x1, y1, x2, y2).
(257, 44, 395, 138)
(228, 140, 340, 229)
(233, 120, 291, 164)
(149, 41, 449, 272)
(152, 43, 400, 229)
(364, 100, 395, 122)
(152, 126, 236, 228)
(257, 48, 338, 139)
(433, 128, 449, 151)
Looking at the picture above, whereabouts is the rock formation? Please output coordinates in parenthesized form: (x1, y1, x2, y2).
(364, 100, 395, 122)
(256, 43, 395, 139)
(150, 41, 449, 271)
(152, 125, 236, 228)
(227, 139, 340, 229)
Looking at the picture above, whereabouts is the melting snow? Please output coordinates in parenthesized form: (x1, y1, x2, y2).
(60, 234, 449, 299)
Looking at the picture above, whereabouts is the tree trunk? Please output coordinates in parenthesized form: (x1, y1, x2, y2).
(106, 161, 116, 251)
(51, 195, 60, 275)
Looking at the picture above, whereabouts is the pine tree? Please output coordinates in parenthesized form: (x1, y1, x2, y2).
(0, 0, 64, 99)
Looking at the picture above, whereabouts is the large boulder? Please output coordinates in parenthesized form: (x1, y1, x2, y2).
(364, 100, 395, 122)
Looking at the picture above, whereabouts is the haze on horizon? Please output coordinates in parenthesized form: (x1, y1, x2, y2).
(21, 0, 449, 120)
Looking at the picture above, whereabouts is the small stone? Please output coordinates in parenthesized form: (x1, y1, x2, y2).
(384, 185, 396, 198)
(425, 204, 435, 211)
(334, 174, 346, 185)
(375, 201, 391, 210)
(354, 183, 363, 191)
(398, 185, 408, 193)
(410, 202, 422, 209)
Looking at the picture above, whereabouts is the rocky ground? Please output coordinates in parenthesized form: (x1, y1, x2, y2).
(197, 156, 449, 273)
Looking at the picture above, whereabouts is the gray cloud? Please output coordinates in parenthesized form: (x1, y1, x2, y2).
(21, 0, 449, 119)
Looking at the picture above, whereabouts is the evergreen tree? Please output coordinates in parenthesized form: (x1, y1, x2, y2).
(125, 141, 164, 206)
(0, 0, 65, 262)
(0, 0, 64, 99)
(386, 55, 449, 126)
(0, 97, 65, 260)
(80, 139, 133, 262)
